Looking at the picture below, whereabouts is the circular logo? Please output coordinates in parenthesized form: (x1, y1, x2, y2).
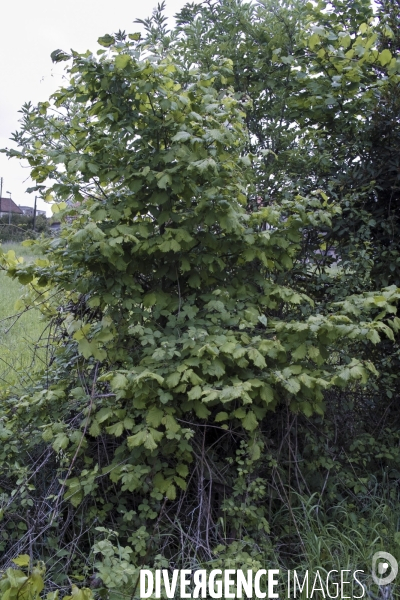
(372, 551, 398, 586)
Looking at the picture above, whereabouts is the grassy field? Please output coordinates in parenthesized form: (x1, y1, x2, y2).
(0, 242, 48, 389)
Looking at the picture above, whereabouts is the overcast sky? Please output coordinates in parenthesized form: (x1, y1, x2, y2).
(0, 0, 199, 215)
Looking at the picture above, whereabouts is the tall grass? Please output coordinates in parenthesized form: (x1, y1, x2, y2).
(0, 242, 48, 389)
(267, 495, 400, 598)
(197, 495, 400, 598)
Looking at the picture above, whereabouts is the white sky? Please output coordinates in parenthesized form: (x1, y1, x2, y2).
(0, 0, 199, 216)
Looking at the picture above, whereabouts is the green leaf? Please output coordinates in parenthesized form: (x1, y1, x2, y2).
(89, 420, 101, 437)
(308, 346, 322, 364)
(292, 344, 307, 360)
(115, 54, 131, 70)
(188, 385, 202, 400)
(248, 348, 266, 368)
(282, 378, 300, 394)
(146, 407, 164, 427)
(174, 476, 187, 490)
(166, 372, 181, 389)
(127, 431, 146, 448)
(172, 131, 192, 142)
(301, 402, 313, 417)
(242, 411, 258, 431)
(106, 422, 124, 437)
(379, 49, 392, 66)
(309, 33, 320, 49)
(42, 427, 53, 442)
(176, 464, 189, 478)
(350, 364, 368, 383)
(193, 401, 211, 419)
(215, 411, 229, 422)
(234, 407, 246, 419)
(260, 384, 274, 404)
(144, 432, 158, 451)
(162, 415, 180, 433)
(98, 34, 115, 47)
(367, 329, 380, 344)
(157, 174, 172, 189)
(67, 489, 83, 508)
(111, 373, 128, 390)
(96, 407, 114, 423)
(189, 157, 216, 172)
(12, 555, 30, 567)
(143, 292, 157, 307)
(53, 433, 69, 452)
(50, 49, 70, 63)
(166, 484, 177, 500)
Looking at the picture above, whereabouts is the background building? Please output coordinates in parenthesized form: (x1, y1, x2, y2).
(0, 198, 23, 218)
(19, 205, 46, 217)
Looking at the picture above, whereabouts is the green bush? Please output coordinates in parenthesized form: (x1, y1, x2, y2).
(0, 2, 400, 597)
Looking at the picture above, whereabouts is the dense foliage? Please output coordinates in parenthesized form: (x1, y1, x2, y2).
(1, 0, 400, 597)
(0, 214, 48, 242)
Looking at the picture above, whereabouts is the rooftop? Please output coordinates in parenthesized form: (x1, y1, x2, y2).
(0, 198, 23, 214)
